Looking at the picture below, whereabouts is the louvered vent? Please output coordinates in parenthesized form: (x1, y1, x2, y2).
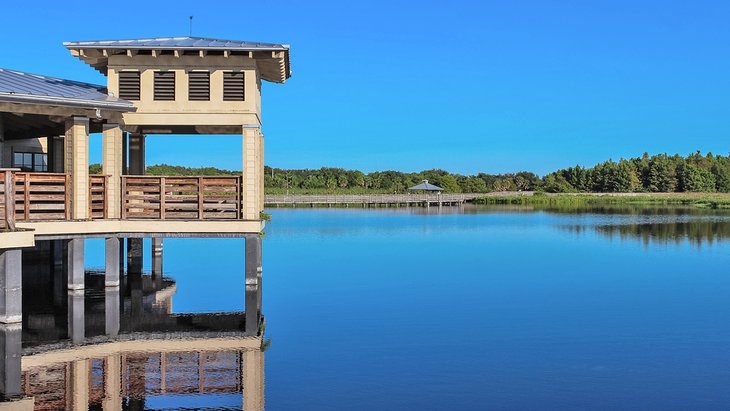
(223, 72, 245, 101)
(188, 71, 210, 101)
(154, 71, 176, 101)
(118, 71, 140, 100)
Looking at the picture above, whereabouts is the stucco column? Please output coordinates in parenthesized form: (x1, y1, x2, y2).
(70, 359, 89, 411)
(0, 323, 21, 399)
(259, 132, 265, 212)
(64, 117, 90, 220)
(0, 250, 21, 324)
(105, 238, 120, 287)
(103, 124, 123, 219)
(67, 238, 85, 290)
(242, 125, 262, 220)
(103, 354, 122, 411)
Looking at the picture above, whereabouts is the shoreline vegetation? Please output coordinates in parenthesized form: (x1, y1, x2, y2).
(473, 192, 730, 209)
(88, 151, 730, 203)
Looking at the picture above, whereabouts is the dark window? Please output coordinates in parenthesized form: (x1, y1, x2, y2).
(188, 71, 210, 101)
(13, 152, 47, 172)
(118, 71, 140, 100)
(223, 72, 245, 101)
(154, 71, 176, 101)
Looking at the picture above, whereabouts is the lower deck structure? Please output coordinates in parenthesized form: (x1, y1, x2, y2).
(0, 235, 264, 410)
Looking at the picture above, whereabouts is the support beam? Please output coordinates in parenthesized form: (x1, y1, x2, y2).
(67, 238, 84, 290)
(0, 250, 21, 324)
(102, 124, 123, 219)
(64, 117, 90, 220)
(242, 125, 262, 220)
(105, 238, 120, 287)
(0, 323, 21, 399)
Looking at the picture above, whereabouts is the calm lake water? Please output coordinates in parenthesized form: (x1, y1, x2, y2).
(15, 204, 730, 410)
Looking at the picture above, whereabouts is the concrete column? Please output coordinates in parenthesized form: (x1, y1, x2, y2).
(0, 250, 21, 324)
(0, 323, 21, 399)
(103, 124, 124, 219)
(127, 238, 143, 275)
(105, 238, 120, 287)
(52, 240, 67, 308)
(242, 125, 262, 220)
(243, 349, 264, 411)
(105, 287, 120, 338)
(67, 238, 84, 290)
(152, 238, 163, 280)
(67, 290, 85, 344)
(128, 133, 145, 175)
(245, 236, 261, 336)
(128, 272, 143, 326)
(64, 117, 90, 220)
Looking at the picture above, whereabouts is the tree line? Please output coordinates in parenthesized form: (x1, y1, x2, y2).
(89, 151, 730, 193)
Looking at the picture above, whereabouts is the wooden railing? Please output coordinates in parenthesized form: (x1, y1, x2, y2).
(89, 175, 108, 220)
(122, 176, 242, 220)
(14, 172, 70, 222)
(0, 170, 15, 230)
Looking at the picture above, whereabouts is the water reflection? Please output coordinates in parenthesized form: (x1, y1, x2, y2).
(1, 236, 264, 410)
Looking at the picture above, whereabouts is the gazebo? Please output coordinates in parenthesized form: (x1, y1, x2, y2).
(408, 179, 443, 191)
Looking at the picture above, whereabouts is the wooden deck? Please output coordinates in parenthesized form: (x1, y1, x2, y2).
(0, 171, 248, 230)
(264, 193, 520, 207)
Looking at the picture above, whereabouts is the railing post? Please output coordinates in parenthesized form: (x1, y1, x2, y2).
(3, 171, 15, 231)
(64, 174, 71, 220)
(159, 177, 166, 220)
(121, 177, 127, 220)
(22, 174, 30, 221)
(197, 177, 204, 220)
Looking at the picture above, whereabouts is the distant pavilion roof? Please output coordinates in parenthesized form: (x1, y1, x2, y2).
(64, 36, 291, 83)
(0, 67, 135, 111)
(408, 180, 443, 191)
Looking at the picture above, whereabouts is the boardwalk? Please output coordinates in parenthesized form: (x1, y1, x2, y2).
(265, 192, 532, 207)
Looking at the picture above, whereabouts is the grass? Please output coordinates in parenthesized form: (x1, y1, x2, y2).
(473, 192, 730, 209)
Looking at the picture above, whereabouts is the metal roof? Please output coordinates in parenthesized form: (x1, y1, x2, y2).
(0, 68, 135, 111)
(63, 36, 289, 51)
(408, 180, 444, 191)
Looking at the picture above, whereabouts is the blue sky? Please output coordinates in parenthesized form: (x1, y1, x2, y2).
(2, 1, 729, 175)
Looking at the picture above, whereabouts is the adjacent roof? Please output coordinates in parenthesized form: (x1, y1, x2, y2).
(408, 180, 444, 191)
(64, 36, 291, 83)
(0, 68, 135, 111)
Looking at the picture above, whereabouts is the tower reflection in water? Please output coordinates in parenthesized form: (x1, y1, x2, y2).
(0, 236, 264, 411)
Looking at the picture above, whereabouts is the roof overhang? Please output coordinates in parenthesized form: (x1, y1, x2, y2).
(0, 92, 136, 112)
(64, 37, 291, 84)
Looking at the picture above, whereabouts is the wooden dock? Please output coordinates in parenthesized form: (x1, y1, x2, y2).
(265, 192, 531, 207)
